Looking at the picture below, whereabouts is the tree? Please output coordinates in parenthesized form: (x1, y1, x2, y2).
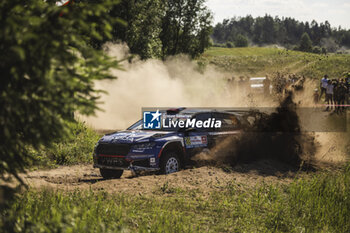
(235, 34, 248, 47)
(106, 0, 213, 59)
(261, 15, 275, 43)
(0, 0, 120, 183)
(299, 32, 313, 52)
(160, 0, 213, 58)
(125, 0, 163, 59)
(107, 0, 163, 59)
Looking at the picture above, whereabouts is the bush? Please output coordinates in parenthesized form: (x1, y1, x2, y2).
(212, 43, 226, 47)
(234, 34, 248, 47)
(312, 46, 321, 54)
(226, 41, 234, 48)
(28, 121, 100, 167)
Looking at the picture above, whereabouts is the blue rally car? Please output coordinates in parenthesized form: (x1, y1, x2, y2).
(93, 108, 255, 179)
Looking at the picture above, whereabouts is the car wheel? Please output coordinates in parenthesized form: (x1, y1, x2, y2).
(100, 168, 123, 179)
(160, 152, 181, 174)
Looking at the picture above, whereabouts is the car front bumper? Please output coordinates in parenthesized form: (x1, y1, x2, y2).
(93, 163, 160, 172)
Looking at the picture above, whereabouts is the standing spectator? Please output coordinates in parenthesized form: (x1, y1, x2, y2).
(345, 73, 350, 104)
(325, 80, 334, 111)
(319, 74, 328, 101)
(338, 79, 348, 112)
(333, 80, 341, 113)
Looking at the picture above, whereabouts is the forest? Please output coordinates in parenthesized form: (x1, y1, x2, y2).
(212, 15, 350, 52)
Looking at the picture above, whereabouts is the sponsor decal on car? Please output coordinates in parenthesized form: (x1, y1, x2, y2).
(184, 136, 208, 148)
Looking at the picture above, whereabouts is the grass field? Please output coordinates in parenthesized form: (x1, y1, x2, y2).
(200, 47, 350, 78)
(2, 166, 350, 232)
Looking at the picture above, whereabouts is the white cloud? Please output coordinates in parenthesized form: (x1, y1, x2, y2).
(205, 0, 350, 29)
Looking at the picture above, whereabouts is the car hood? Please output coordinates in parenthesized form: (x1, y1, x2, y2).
(99, 130, 175, 144)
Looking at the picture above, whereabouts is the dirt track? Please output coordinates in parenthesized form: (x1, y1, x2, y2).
(12, 130, 346, 196)
(20, 160, 301, 195)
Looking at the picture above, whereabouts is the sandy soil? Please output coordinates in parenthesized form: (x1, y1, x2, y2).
(14, 129, 347, 196)
(18, 160, 302, 195)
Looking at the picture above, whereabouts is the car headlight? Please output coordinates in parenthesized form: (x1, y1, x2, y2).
(132, 142, 156, 150)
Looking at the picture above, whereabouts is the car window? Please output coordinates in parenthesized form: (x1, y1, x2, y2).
(127, 119, 142, 130)
(191, 112, 213, 132)
(194, 112, 212, 121)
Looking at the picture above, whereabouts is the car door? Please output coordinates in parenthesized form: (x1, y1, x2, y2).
(209, 112, 242, 147)
(183, 112, 214, 157)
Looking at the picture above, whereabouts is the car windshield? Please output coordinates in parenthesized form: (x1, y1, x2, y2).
(127, 119, 143, 130)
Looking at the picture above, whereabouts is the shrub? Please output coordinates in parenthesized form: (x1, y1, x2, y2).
(235, 34, 248, 47)
(226, 41, 234, 48)
(28, 121, 100, 167)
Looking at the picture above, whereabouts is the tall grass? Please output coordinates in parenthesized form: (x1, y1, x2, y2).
(2, 165, 349, 232)
(28, 121, 99, 168)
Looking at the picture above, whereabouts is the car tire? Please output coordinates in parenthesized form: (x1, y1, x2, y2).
(100, 168, 123, 179)
(160, 152, 181, 174)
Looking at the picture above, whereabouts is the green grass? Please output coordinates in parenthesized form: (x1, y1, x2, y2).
(1, 165, 349, 232)
(199, 47, 350, 78)
(28, 121, 100, 168)
(204, 47, 300, 56)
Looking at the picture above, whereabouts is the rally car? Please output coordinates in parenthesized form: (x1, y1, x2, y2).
(93, 108, 256, 179)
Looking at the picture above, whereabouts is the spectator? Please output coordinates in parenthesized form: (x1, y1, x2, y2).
(319, 74, 328, 101)
(325, 80, 334, 111)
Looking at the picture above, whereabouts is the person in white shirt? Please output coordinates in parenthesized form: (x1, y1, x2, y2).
(325, 79, 334, 111)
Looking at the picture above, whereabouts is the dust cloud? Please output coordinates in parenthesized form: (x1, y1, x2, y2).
(80, 43, 276, 130)
(80, 43, 348, 168)
(192, 92, 318, 168)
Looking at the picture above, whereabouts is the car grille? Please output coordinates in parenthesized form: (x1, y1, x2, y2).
(96, 143, 131, 156)
(133, 159, 150, 168)
(97, 157, 129, 167)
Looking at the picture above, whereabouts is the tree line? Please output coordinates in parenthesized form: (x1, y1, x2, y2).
(88, 0, 213, 59)
(212, 15, 350, 52)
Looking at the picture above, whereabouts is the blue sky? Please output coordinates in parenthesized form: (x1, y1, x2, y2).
(205, 0, 350, 29)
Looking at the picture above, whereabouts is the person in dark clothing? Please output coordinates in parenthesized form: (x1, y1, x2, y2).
(345, 73, 350, 105)
(337, 79, 348, 113)
(334, 80, 341, 113)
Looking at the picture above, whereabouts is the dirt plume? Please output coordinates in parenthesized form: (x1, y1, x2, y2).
(80, 43, 277, 130)
(193, 92, 317, 170)
(79, 44, 347, 170)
